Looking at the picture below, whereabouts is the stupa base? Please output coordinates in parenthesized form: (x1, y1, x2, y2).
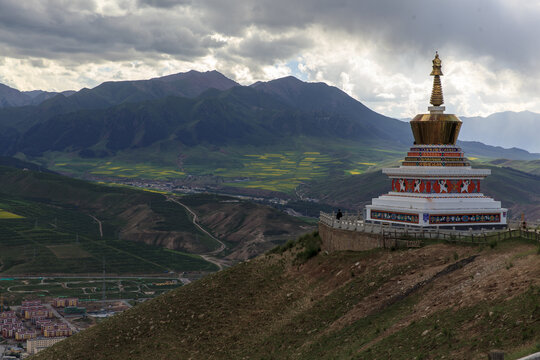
(365, 193, 507, 229)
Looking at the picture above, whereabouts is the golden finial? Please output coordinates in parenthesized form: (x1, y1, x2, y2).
(430, 51, 443, 76)
(430, 52, 444, 107)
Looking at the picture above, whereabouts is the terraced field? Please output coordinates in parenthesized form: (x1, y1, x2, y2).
(52, 159, 185, 179)
(219, 152, 335, 192)
(0, 194, 217, 275)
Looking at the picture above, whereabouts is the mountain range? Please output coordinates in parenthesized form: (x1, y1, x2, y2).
(460, 111, 540, 154)
(1, 70, 540, 208)
(0, 71, 537, 159)
(0, 71, 413, 157)
(0, 82, 75, 108)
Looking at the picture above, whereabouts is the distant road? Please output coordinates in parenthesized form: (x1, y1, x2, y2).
(45, 303, 78, 333)
(165, 195, 227, 270)
(89, 215, 103, 238)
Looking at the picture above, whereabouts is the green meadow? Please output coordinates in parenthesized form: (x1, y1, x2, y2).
(30, 139, 407, 194)
(51, 159, 185, 179)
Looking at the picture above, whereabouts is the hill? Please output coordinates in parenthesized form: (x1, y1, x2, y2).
(458, 140, 540, 161)
(180, 194, 314, 260)
(2, 72, 540, 202)
(461, 111, 540, 154)
(14, 78, 411, 157)
(0, 164, 218, 274)
(488, 158, 540, 176)
(0, 162, 313, 274)
(38, 69, 239, 114)
(0, 70, 239, 146)
(33, 234, 540, 359)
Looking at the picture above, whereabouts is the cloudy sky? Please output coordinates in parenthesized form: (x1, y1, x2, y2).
(0, 0, 538, 118)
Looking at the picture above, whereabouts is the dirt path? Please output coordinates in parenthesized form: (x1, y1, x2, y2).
(89, 215, 103, 238)
(165, 195, 227, 270)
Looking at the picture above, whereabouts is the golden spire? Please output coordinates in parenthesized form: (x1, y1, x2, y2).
(429, 52, 444, 107)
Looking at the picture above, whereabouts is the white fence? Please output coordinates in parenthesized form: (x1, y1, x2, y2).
(319, 211, 540, 244)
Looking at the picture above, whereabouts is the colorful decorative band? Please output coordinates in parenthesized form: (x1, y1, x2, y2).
(429, 213, 501, 224)
(407, 152, 464, 157)
(405, 157, 466, 162)
(386, 194, 489, 199)
(410, 147, 461, 152)
(370, 210, 419, 223)
(402, 161, 470, 167)
(391, 179, 481, 193)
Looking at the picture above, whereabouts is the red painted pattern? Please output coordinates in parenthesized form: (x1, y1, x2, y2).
(393, 179, 479, 193)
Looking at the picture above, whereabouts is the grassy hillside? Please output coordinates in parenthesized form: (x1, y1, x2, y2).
(33, 234, 540, 359)
(0, 166, 219, 274)
(488, 159, 540, 176)
(0, 165, 219, 252)
(0, 163, 314, 274)
(180, 194, 315, 260)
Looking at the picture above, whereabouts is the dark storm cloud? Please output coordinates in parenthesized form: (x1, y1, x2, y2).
(0, 0, 537, 73)
(0, 0, 213, 61)
(195, 0, 537, 69)
(233, 32, 313, 62)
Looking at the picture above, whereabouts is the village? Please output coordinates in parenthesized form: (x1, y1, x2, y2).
(0, 297, 130, 358)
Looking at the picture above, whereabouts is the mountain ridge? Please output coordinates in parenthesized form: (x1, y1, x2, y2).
(0, 82, 75, 108)
(1, 72, 539, 161)
(460, 110, 540, 153)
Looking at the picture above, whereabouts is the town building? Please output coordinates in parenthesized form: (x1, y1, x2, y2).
(365, 53, 506, 228)
(1, 310, 24, 339)
(42, 323, 72, 337)
(15, 329, 36, 341)
(2, 325, 22, 339)
(27, 337, 66, 355)
(52, 298, 79, 308)
(0, 310, 16, 319)
(23, 306, 53, 320)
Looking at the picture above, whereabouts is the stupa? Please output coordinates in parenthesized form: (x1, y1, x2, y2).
(364, 53, 507, 228)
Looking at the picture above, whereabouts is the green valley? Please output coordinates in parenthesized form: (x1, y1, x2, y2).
(0, 162, 313, 277)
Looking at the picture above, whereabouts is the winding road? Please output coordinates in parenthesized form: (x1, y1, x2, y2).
(165, 195, 227, 270)
(89, 215, 103, 238)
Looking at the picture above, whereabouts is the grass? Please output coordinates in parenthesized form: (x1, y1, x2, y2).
(0, 185, 219, 275)
(31, 237, 540, 360)
(47, 244, 93, 259)
(32, 138, 407, 194)
(358, 286, 540, 359)
(0, 209, 24, 219)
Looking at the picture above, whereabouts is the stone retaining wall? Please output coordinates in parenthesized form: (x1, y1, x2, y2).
(319, 222, 383, 252)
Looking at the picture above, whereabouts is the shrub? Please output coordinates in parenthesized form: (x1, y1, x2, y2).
(294, 231, 322, 264)
(267, 238, 296, 255)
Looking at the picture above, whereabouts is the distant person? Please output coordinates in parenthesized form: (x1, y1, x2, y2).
(336, 209, 343, 220)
